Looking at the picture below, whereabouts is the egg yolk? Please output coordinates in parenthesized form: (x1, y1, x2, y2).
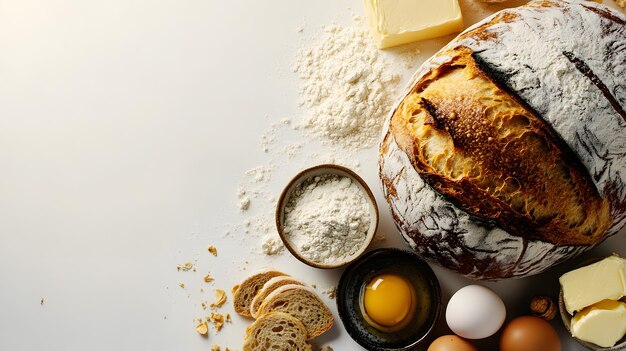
(363, 274, 414, 328)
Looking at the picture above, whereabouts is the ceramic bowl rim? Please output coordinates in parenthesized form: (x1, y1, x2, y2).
(275, 164, 379, 269)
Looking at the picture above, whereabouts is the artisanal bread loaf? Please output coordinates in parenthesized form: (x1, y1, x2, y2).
(250, 276, 305, 318)
(257, 285, 333, 340)
(233, 270, 287, 317)
(379, 0, 626, 279)
(243, 312, 312, 351)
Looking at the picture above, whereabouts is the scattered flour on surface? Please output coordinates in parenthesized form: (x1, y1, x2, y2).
(293, 19, 400, 150)
(283, 143, 304, 159)
(283, 174, 370, 264)
(237, 187, 250, 212)
(398, 45, 422, 69)
(245, 165, 273, 183)
(236, 163, 275, 212)
(262, 235, 285, 255)
(261, 118, 292, 153)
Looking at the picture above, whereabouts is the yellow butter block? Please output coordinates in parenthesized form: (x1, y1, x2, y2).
(560, 256, 626, 315)
(571, 300, 626, 348)
(364, 0, 464, 49)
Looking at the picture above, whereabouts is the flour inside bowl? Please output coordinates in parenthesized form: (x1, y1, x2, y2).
(283, 174, 370, 265)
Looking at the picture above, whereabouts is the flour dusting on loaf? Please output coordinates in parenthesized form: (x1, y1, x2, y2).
(380, 0, 626, 279)
(456, 0, 626, 232)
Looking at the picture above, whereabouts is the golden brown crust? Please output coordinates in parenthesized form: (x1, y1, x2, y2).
(233, 271, 287, 317)
(389, 46, 611, 246)
(250, 277, 305, 318)
(257, 285, 333, 340)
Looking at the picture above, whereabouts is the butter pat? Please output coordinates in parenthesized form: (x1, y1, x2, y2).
(560, 256, 626, 315)
(364, 0, 463, 49)
(571, 300, 626, 348)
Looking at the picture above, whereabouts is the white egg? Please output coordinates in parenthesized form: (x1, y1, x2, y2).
(445, 284, 506, 339)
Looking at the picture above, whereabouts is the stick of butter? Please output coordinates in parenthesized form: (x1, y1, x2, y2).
(560, 256, 626, 315)
(571, 299, 626, 348)
(364, 0, 464, 49)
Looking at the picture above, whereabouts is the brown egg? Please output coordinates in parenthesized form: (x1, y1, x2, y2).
(427, 335, 477, 351)
(500, 316, 561, 351)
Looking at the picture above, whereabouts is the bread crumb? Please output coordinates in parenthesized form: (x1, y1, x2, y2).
(320, 346, 333, 351)
(204, 274, 214, 283)
(40, 298, 44, 305)
(231, 284, 240, 294)
(322, 286, 337, 299)
(210, 289, 227, 308)
(176, 262, 194, 271)
(311, 284, 317, 289)
(211, 345, 221, 351)
(201, 301, 207, 310)
(208, 245, 218, 256)
(210, 312, 225, 331)
(196, 321, 208, 335)
(179, 282, 185, 289)
(226, 313, 232, 322)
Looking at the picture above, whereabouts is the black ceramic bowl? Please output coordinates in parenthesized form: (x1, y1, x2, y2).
(337, 248, 442, 351)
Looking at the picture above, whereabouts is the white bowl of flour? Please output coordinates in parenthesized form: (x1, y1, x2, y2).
(276, 164, 379, 269)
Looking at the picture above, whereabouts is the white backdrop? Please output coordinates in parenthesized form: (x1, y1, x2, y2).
(0, 1, 624, 350)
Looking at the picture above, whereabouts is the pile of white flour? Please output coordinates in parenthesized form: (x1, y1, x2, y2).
(283, 174, 370, 264)
(293, 21, 400, 150)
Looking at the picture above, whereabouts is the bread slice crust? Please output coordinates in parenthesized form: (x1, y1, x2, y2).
(257, 284, 333, 340)
(250, 276, 305, 318)
(233, 270, 287, 317)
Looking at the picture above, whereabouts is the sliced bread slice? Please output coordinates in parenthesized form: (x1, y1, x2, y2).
(233, 270, 287, 317)
(250, 276, 305, 318)
(243, 311, 311, 351)
(257, 284, 333, 340)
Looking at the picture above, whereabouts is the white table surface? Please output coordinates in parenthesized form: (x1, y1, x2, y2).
(1, 0, 624, 350)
